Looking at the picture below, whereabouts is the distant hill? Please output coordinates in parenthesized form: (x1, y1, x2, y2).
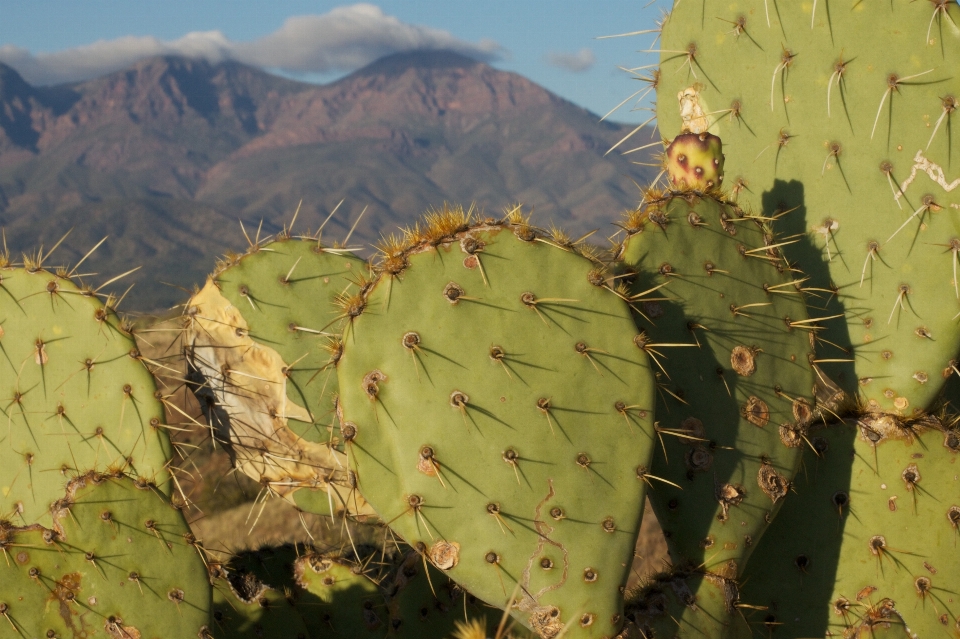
(0, 51, 656, 311)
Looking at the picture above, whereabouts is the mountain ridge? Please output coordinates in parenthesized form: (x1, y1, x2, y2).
(0, 51, 655, 311)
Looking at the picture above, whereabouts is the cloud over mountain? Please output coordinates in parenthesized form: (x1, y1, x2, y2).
(0, 3, 503, 85)
(545, 48, 596, 73)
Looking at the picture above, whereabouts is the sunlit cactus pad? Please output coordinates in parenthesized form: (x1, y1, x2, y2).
(0, 473, 210, 638)
(337, 206, 657, 638)
(0, 265, 170, 527)
(657, 0, 960, 415)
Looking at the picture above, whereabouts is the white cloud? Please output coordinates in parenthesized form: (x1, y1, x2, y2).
(0, 4, 504, 86)
(545, 48, 595, 73)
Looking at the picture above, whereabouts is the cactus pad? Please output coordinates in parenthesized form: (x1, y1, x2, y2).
(337, 207, 657, 638)
(0, 473, 211, 638)
(209, 542, 534, 638)
(0, 266, 170, 527)
(657, 0, 960, 415)
(616, 192, 815, 635)
(735, 416, 960, 638)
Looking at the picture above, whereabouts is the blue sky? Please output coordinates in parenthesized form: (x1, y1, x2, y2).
(0, 1, 669, 122)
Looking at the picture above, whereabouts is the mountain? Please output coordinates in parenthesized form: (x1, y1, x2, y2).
(0, 51, 656, 311)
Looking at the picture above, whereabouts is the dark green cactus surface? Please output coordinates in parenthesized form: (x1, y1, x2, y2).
(616, 191, 815, 637)
(657, 0, 960, 416)
(336, 207, 657, 638)
(185, 235, 375, 519)
(734, 415, 960, 638)
(0, 473, 211, 638)
(0, 265, 170, 528)
(208, 542, 535, 638)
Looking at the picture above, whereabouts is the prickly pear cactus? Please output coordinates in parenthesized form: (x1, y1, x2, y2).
(184, 234, 375, 519)
(616, 188, 815, 636)
(657, 0, 960, 415)
(337, 206, 657, 638)
(0, 473, 211, 638)
(209, 541, 534, 638)
(733, 416, 960, 638)
(0, 263, 170, 527)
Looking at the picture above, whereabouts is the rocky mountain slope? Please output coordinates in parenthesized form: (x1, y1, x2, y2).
(0, 51, 655, 310)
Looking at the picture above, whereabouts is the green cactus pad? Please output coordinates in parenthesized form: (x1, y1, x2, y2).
(0, 266, 170, 527)
(337, 208, 657, 638)
(0, 473, 211, 638)
(665, 132, 725, 191)
(185, 236, 376, 518)
(616, 192, 814, 636)
(657, 0, 960, 415)
(734, 417, 960, 638)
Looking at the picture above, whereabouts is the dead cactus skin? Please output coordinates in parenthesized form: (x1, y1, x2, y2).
(184, 236, 376, 519)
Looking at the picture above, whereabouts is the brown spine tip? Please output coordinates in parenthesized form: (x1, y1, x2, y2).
(832, 491, 849, 509)
(362, 370, 386, 399)
(869, 535, 886, 555)
(947, 506, 960, 528)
